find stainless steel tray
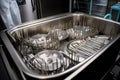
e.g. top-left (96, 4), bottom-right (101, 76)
top-left (1, 13), bottom-right (120, 79)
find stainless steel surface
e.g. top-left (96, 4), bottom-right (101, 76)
top-left (1, 13), bottom-right (120, 79)
top-left (48, 29), bottom-right (68, 40)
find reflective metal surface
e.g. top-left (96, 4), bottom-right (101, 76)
top-left (1, 13), bottom-right (120, 79)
